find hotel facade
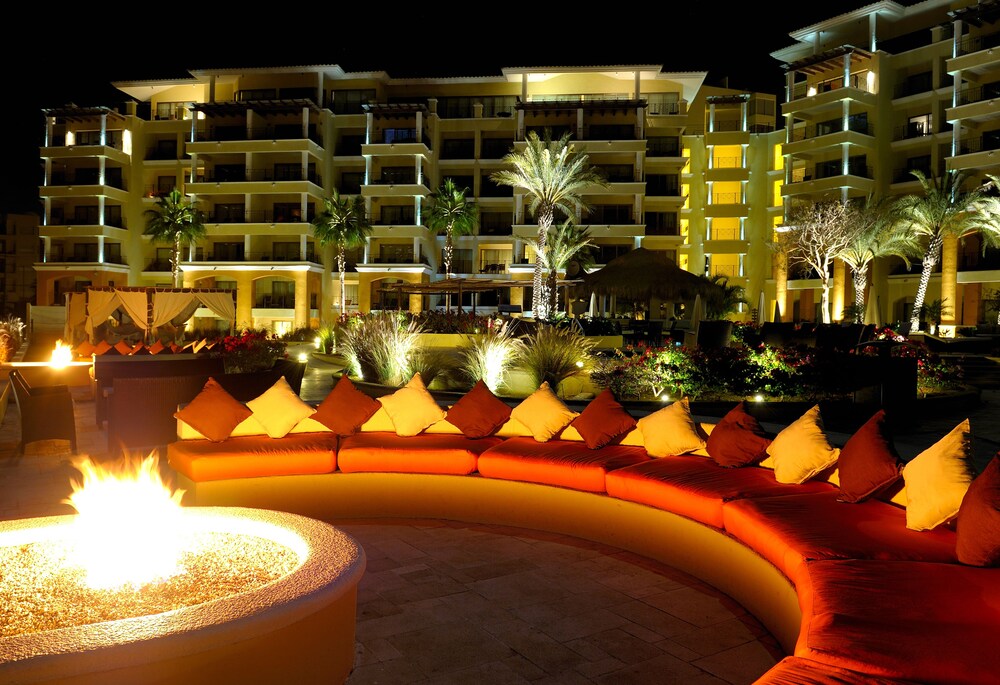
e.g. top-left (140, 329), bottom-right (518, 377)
top-left (32, 0), bottom-right (1000, 335)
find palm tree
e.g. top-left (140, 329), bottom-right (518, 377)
top-left (891, 170), bottom-right (1000, 331)
top-left (703, 274), bottom-right (749, 320)
top-left (426, 178), bottom-right (479, 277)
top-left (524, 220), bottom-right (596, 314)
top-left (490, 130), bottom-right (606, 320)
top-left (837, 196), bottom-right (921, 323)
top-left (144, 189), bottom-right (206, 288)
top-left (312, 191), bottom-right (373, 315)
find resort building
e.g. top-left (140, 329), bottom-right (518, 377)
top-left (34, 64), bottom-right (781, 332)
top-left (773, 0), bottom-right (1000, 333)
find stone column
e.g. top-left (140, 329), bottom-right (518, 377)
top-left (940, 233), bottom-right (959, 336)
top-left (294, 271), bottom-right (309, 330)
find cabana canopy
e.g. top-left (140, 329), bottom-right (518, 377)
top-left (66, 287), bottom-right (236, 344)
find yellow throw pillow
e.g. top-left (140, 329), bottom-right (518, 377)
top-left (378, 373), bottom-right (447, 437)
top-left (510, 382), bottom-right (579, 442)
top-left (636, 397), bottom-right (706, 458)
top-left (902, 418), bottom-right (976, 531)
top-left (766, 404), bottom-right (840, 484)
top-left (245, 376), bottom-right (316, 438)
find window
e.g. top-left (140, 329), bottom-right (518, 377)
top-left (272, 204), bottom-right (302, 222)
top-left (331, 89), bottom-right (375, 115)
top-left (213, 204), bottom-right (245, 223)
top-left (647, 137), bottom-right (680, 156)
top-left (213, 242), bottom-right (244, 261)
top-left (441, 139), bottom-right (475, 159)
top-left (154, 101), bottom-right (192, 120)
top-left (340, 172), bottom-right (364, 194)
top-left (482, 96), bottom-right (516, 118)
top-left (437, 97), bottom-right (475, 118)
top-left (272, 242), bottom-right (300, 260)
top-left (379, 206), bottom-right (415, 224)
top-left (908, 114), bottom-right (932, 137)
top-left (239, 88), bottom-right (278, 101)
top-left (647, 93), bottom-right (680, 115)
top-left (481, 138), bottom-right (514, 158)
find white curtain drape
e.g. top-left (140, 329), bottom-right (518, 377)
top-left (115, 290), bottom-right (149, 332)
top-left (197, 292), bottom-right (237, 323)
top-left (151, 292), bottom-right (199, 328)
top-left (85, 291), bottom-right (121, 341)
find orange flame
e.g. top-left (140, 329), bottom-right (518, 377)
top-left (50, 339), bottom-right (73, 368)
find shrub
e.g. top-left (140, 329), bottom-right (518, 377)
top-left (218, 328), bottom-right (287, 373)
top-left (338, 312), bottom-right (422, 386)
top-left (410, 347), bottom-right (458, 389)
top-left (316, 325), bottom-right (336, 354)
top-left (515, 324), bottom-right (596, 395)
top-left (457, 328), bottom-right (525, 394)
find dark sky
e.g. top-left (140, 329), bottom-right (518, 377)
top-left (1, 4), bottom-right (865, 214)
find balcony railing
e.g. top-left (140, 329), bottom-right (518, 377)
top-left (206, 209), bottom-right (316, 223)
top-left (712, 156), bottom-right (742, 169)
top-left (179, 251), bottom-right (321, 264)
top-left (958, 30), bottom-right (1000, 56)
top-left (51, 254), bottom-right (127, 265)
top-left (195, 125), bottom-right (322, 145)
top-left (711, 264), bottom-right (740, 278)
top-left (202, 168), bottom-right (321, 184)
top-left (646, 139), bottom-right (681, 157)
top-left (957, 84), bottom-right (1000, 106)
top-left (709, 227), bottom-right (741, 240)
top-left (48, 216), bottom-right (124, 228)
top-left (957, 136), bottom-right (1000, 155)
top-left (644, 224), bottom-right (680, 237)
top-left (376, 128), bottom-right (419, 145)
top-left (48, 173), bottom-right (124, 189)
top-left (894, 73), bottom-right (934, 99)
top-left (711, 193), bottom-right (742, 204)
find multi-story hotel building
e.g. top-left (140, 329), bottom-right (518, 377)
top-left (35, 64), bottom-right (781, 333)
top-left (773, 0), bottom-right (1000, 333)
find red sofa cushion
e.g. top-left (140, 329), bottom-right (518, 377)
top-left (477, 437), bottom-right (650, 492)
top-left (797, 559), bottom-right (1000, 684)
top-left (338, 432), bottom-right (502, 475)
top-left (723, 491), bottom-right (958, 582)
top-left (605, 456), bottom-right (833, 528)
top-left (569, 389), bottom-right (637, 449)
top-left (836, 409), bottom-right (903, 503)
top-left (755, 656), bottom-right (912, 684)
top-left (705, 401), bottom-right (772, 467)
top-left (445, 380), bottom-right (512, 439)
top-left (167, 433), bottom-right (338, 482)
top-left (956, 453), bottom-right (1000, 566)
top-left (312, 375), bottom-right (382, 436)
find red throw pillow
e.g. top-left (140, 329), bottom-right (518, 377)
top-left (174, 377), bottom-right (252, 443)
top-left (312, 375), bottom-right (381, 436)
top-left (447, 380), bottom-right (513, 439)
top-left (956, 454), bottom-right (1000, 567)
top-left (93, 340), bottom-right (114, 355)
top-left (706, 402), bottom-right (771, 467)
top-left (836, 410), bottom-right (903, 503)
top-left (74, 340), bottom-right (95, 358)
top-left (570, 388), bottom-right (637, 450)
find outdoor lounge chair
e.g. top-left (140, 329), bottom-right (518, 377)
top-left (9, 369), bottom-right (77, 455)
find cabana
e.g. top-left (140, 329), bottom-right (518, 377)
top-left (64, 287), bottom-right (237, 345)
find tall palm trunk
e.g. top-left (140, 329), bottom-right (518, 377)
top-left (173, 233), bottom-right (182, 288)
top-left (534, 207), bottom-right (553, 319)
top-left (853, 267), bottom-right (868, 324)
top-left (444, 228), bottom-right (454, 312)
top-left (910, 234), bottom-right (943, 331)
top-left (337, 247), bottom-right (347, 315)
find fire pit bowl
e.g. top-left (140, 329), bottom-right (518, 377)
top-left (0, 507), bottom-right (366, 685)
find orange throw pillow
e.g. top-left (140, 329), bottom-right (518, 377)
top-left (836, 410), bottom-right (903, 503)
top-left (956, 454), bottom-right (1000, 567)
top-left (174, 377), bottom-right (252, 443)
top-left (74, 340), bottom-right (95, 358)
top-left (93, 340), bottom-right (114, 355)
top-left (706, 402), bottom-right (771, 467)
top-left (570, 389), bottom-right (636, 449)
top-left (114, 340), bottom-right (133, 355)
top-left (312, 375), bottom-right (381, 436)
top-left (447, 380), bottom-right (512, 439)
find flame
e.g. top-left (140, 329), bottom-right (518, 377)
top-left (65, 454), bottom-right (187, 590)
top-left (50, 339), bottom-right (73, 368)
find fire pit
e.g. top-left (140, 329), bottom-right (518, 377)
top-left (0, 456), bottom-right (366, 685)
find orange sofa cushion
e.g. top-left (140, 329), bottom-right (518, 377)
top-left (797, 559), bottom-right (1000, 684)
top-left (723, 491), bottom-right (958, 582)
top-left (476, 437), bottom-right (650, 493)
top-left (755, 656), bottom-right (913, 684)
top-left (606, 456), bottom-right (833, 529)
top-left (337, 432), bottom-right (502, 475)
top-left (167, 433), bottom-right (338, 482)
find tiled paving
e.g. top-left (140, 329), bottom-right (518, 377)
top-left (3, 336), bottom-right (1000, 683)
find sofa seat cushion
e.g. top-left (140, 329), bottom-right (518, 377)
top-left (723, 491), bottom-right (958, 581)
top-left (167, 433), bottom-right (339, 482)
top-left (797, 559), bottom-right (1000, 685)
top-left (755, 656), bottom-right (913, 684)
top-left (477, 437), bottom-right (650, 492)
top-left (337, 432), bottom-right (502, 475)
top-left (605, 456), bottom-right (834, 528)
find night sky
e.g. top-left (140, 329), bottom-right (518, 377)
top-left (1, 3), bottom-right (867, 214)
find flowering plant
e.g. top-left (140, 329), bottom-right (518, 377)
top-left (218, 328), bottom-right (287, 373)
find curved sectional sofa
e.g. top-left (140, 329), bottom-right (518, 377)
top-left (165, 373), bottom-right (1000, 685)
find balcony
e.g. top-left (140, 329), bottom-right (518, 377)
top-left (194, 124), bottom-right (321, 146)
top-left (202, 168), bottom-right (321, 184)
top-left (48, 172), bottom-right (125, 189)
top-left (205, 209), bottom-right (316, 225)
